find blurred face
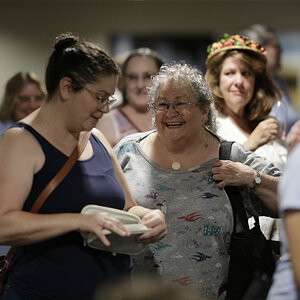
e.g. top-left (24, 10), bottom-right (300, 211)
top-left (219, 56), bottom-right (255, 115)
top-left (13, 83), bottom-right (44, 121)
top-left (266, 33), bottom-right (281, 76)
top-left (154, 79), bottom-right (208, 142)
top-left (124, 56), bottom-right (159, 112)
top-left (72, 75), bottom-right (117, 131)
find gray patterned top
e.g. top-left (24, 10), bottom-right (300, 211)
top-left (114, 130), bottom-right (281, 299)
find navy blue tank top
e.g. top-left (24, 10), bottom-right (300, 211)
top-left (7, 122), bottom-right (131, 300)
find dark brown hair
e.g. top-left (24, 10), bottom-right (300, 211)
top-left (45, 32), bottom-right (120, 99)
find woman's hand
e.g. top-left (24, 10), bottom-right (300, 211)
top-left (136, 209), bottom-right (167, 244)
top-left (286, 120), bottom-right (300, 151)
top-left (244, 118), bottom-right (281, 151)
top-left (212, 160), bottom-right (256, 188)
top-left (78, 212), bottom-right (130, 246)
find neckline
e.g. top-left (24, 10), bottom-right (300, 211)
top-left (16, 121), bottom-right (94, 162)
top-left (136, 131), bottom-right (218, 173)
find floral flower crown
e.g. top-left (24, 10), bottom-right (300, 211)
top-left (206, 33), bottom-right (267, 64)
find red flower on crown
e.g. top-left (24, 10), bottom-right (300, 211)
top-left (206, 33), bottom-right (267, 63)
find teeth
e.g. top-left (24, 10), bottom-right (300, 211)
top-left (167, 123), bottom-right (182, 127)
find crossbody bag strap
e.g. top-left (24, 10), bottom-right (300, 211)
top-left (219, 140), bottom-right (250, 233)
top-left (3, 131), bottom-right (91, 266)
top-left (31, 131), bottom-right (90, 213)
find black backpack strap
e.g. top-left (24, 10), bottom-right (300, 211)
top-left (219, 140), bottom-right (250, 233)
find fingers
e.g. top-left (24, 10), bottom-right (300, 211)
top-left (99, 216), bottom-right (130, 238)
top-left (137, 210), bottom-right (167, 243)
top-left (136, 222), bottom-right (167, 244)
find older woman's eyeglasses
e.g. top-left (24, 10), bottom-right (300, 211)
top-left (148, 101), bottom-right (199, 112)
top-left (83, 87), bottom-right (117, 107)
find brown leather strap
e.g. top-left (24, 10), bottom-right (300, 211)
top-left (31, 131), bottom-right (90, 213)
top-left (1, 131), bottom-right (91, 273)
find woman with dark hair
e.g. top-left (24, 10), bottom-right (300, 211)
top-left (0, 71), bottom-right (45, 135)
top-left (0, 33), bottom-right (166, 300)
top-left (96, 47), bottom-right (165, 146)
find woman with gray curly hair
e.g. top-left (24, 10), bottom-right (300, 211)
top-left (114, 62), bottom-right (280, 298)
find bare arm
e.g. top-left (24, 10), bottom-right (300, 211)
top-left (286, 120), bottom-right (300, 152)
top-left (212, 160), bottom-right (279, 215)
top-left (0, 129), bottom-right (129, 247)
top-left (285, 210), bottom-right (300, 294)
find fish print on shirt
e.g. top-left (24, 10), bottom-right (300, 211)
top-left (189, 251), bottom-right (212, 262)
top-left (172, 276), bottom-right (194, 286)
top-left (178, 212), bottom-right (203, 222)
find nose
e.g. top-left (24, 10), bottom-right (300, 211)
top-left (165, 104), bottom-right (178, 117)
top-left (136, 77), bottom-right (146, 89)
top-left (233, 73), bottom-right (243, 85)
top-left (98, 103), bottom-right (109, 113)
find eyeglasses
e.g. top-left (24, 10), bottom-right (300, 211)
top-left (124, 73), bottom-right (154, 85)
top-left (83, 87), bottom-right (117, 107)
top-left (17, 95), bottom-right (44, 104)
top-left (148, 101), bottom-right (199, 112)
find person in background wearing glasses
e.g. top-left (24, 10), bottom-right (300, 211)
top-left (114, 62), bottom-right (280, 299)
top-left (0, 71), bottom-right (45, 136)
top-left (242, 24), bottom-right (300, 151)
top-left (96, 47), bottom-right (165, 147)
top-left (205, 34), bottom-right (287, 244)
top-left (0, 33), bottom-right (166, 300)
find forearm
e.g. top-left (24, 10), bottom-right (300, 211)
top-left (0, 210), bottom-right (80, 246)
top-left (252, 173), bottom-right (279, 216)
top-left (243, 139), bottom-right (258, 152)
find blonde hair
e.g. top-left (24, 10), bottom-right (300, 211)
top-left (0, 71), bottom-right (46, 122)
top-left (205, 50), bottom-right (280, 130)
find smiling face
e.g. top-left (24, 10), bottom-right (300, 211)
top-left (13, 83), bottom-right (44, 121)
top-left (154, 79), bottom-right (208, 143)
top-left (219, 56), bottom-right (255, 115)
top-left (70, 74), bottom-right (117, 131)
top-left (124, 56), bottom-right (159, 112)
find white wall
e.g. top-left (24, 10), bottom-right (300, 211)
top-left (1, 0), bottom-right (300, 109)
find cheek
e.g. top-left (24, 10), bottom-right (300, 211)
top-left (219, 77), bottom-right (228, 95)
top-left (246, 79), bottom-right (255, 96)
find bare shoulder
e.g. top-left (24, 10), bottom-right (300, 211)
top-left (91, 128), bottom-right (114, 154)
top-left (0, 127), bottom-right (45, 173)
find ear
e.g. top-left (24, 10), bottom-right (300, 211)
top-left (59, 77), bottom-right (74, 101)
top-left (202, 107), bottom-right (209, 125)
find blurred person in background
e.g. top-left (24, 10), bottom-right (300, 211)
top-left (267, 142), bottom-right (300, 299)
top-left (96, 48), bottom-right (165, 147)
top-left (0, 71), bottom-right (45, 135)
top-left (94, 275), bottom-right (202, 300)
top-left (242, 24), bottom-right (300, 151)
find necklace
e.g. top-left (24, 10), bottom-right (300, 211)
top-left (158, 136), bottom-right (209, 170)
